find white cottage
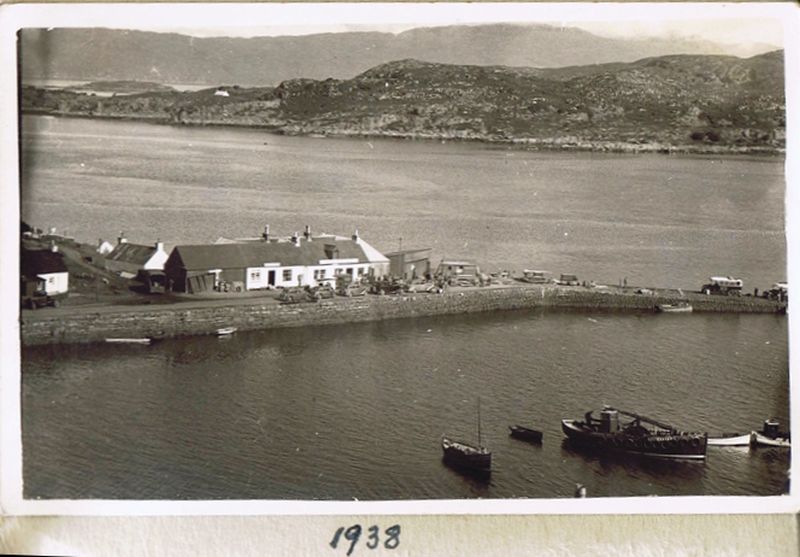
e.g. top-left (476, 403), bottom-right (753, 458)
top-left (164, 228), bottom-right (389, 293)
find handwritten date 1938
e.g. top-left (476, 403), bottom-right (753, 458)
top-left (330, 524), bottom-right (401, 555)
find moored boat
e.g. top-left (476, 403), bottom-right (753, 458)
top-left (509, 425), bottom-right (543, 444)
top-left (105, 337), bottom-right (151, 345)
top-left (441, 436), bottom-right (492, 473)
top-left (561, 407), bottom-right (707, 460)
top-left (707, 433), bottom-right (752, 447)
top-left (751, 419), bottom-right (790, 448)
top-left (655, 302), bottom-right (693, 313)
top-left (216, 326), bottom-right (237, 336)
top-left (442, 397), bottom-right (491, 474)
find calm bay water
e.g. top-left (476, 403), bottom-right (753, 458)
top-left (20, 115), bottom-right (789, 499)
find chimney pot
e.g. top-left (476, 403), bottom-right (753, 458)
top-left (304, 225), bottom-right (312, 241)
top-left (263, 224), bottom-right (270, 242)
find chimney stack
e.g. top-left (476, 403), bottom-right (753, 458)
top-left (50, 241), bottom-right (58, 253)
top-left (262, 224), bottom-right (270, 242)
top-left (118, 232), bottom-right (128, 245)
top-left (352, 228), bottom-right (360, 241)
top-left (304, 225), bottom-right (312, 241)
top-left (155, 240), bottom-right (164, 252)
top-left (291, 231), bottom-right (300, 246)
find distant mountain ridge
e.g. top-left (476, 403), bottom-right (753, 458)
top-left (21, 50), bottom-right (785, 153)
top-left (19, 24), bottom-right (779, 87)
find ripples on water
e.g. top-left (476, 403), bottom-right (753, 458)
top-left (22, 310), bottom-right (789, 499)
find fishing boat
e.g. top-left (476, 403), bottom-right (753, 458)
top-left (561, 407), bottom-right (707, 459)
top-left (441, 437), bottom-right (492, 473)
top-left (442, 398), bottom-right (492, 473)
top-left (655, 302), bottom-right (693, 313)
top-left (105, 338), bottom-right (151, 345)
top-left (751, 419), bottom-right (791, 448)
top-left (707, 433), bottom-right (752, 447)
top-left (509, 425), bottom-right (543, 444)
top-left (216, 327), bottom-right (237, 336)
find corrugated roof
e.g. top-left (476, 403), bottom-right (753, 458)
top-left (170, 238), bottom-right (374, 271)
top-left (21, 249), bottom-right (67, 277)
top-left (106, 243), bottom-right (156, 265)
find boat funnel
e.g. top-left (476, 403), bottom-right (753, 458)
top-left (600, 409), bottom-right (619, 433)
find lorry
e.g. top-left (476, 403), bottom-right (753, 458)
top-left (700, 276), bottom-right (743, 296)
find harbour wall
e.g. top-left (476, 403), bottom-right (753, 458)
top-left (20, 285), bottom-right (786, 346)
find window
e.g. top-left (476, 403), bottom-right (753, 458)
top-left (357, 267), bottom-right (364, 276)
top-left (47, 277), bottom-right (55, 284)
top-left (282, 269), bottom-right (292, 281)
top-left (335, 268), bottom-right (343, 276)
top-left (346, 268), bottom-right (353, 276)
top-left (250, 270), bottom-right (261, 281)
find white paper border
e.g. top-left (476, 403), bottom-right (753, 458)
top-left (1, 2), bottom-right (798, 517)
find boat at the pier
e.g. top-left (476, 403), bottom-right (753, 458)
top-left (105, 337), bottom-right (151, 345)
top-left (561, 407), bottom-right (707, 459)
top-left (707, 433), bottom-right (752, 446)
top-left (216, 327), bottom-right (237, 336)
top-left (442, 398), bottom-right (491, 473)
top-left (751, 419), bottom-right (790, 448)
top-left (655, 302), bottom-right (693, 313)
top-left (509, 425), bottom-right (543, 443)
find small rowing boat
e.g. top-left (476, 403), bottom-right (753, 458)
top-left (216, 327), bottom-right (237, 336)
top-left (655, 302), bottom-right (693, 313)
top-left (509, 425), bottom-right (543, 444)
top-left (707, 433), bottom-right (752, 447)
top-left (105, 338), bottom-right (151, 345)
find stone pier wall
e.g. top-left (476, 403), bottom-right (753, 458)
top-left (20, 286), bottom-right (785, 346)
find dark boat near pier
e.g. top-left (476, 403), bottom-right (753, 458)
top-left (561, 407), bottom-right (707, 460)
top-left (442, 398), bottom-right (492, 474)
top-left (509, 425), bottom-right (543, 444)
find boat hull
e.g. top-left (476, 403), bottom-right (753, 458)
top-left (751, 432), bottom-right (791, 448)
top-left (509, 426), bottom-right (543, 443)
top-left (441, 437), bottom-right (492, 473)
top-left (561, 420), bottom-right (706, 459)
top-left (656, 303), bottom-right (693, 313)
top-left (707, 433), bottom-right (752, 446)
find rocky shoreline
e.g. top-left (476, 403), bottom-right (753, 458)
top-left (22, 110), bottom-right (785, 157)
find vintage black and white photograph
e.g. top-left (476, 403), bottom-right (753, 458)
top-left (6, 3), bottom-right (794, 507)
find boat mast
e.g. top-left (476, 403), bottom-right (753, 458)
top-left (607, 407), bottom-right (678, 432)
top-left (477, 397), bottom-right (482, 446)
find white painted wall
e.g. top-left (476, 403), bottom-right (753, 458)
top-left (144, 244), bottom-right (169, 271)
top-left (39, 272), bottom-right (69, 295)
top-left (243, 262), bottom-right (378, 290)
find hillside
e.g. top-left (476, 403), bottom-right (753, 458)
top-left (19, 25), bottom-right (774, 88)
top-left (21, 51), bottom-right (785, 153)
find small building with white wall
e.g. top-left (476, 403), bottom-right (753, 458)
top-left (104, 234), bottom-right (169, 277)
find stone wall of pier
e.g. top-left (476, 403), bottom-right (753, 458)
top-left (20, 286), bottom-right (786, 346)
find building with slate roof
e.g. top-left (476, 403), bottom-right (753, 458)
top-left (104, 234), bottom-right (169, 277)
top-left (21, 245), bottom-right (69, 302)
top-left (164, 227), bottom-right (389, 293)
